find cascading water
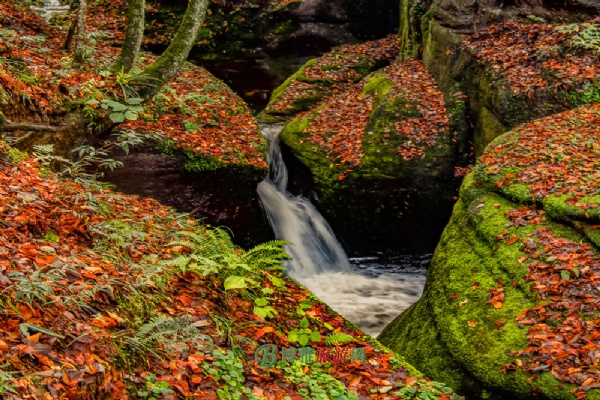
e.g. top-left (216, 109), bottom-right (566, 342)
top-left (257, 124), bottom-right (351, 278)
top-left (257, 124), bottom-right (426, 336)
top-left (32, 0), bottom-right (69, 22)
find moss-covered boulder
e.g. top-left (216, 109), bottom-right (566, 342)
top-left (278, 59), bottom-right (466, 254)
top-left (416, 7), bottom-right (600, 156)
top-left (258, 35), bottom-right (400, 122)
top-left (379, 104), bottom-right (600, 399)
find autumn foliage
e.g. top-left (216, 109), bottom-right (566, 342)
top-left (0, 0), bottom-right (266, 168)
top-left (264, 35), bottom-right (399, 117)
top-left (296, 59), bottom-right (450, 178)
top-left (0, 142), bottom-right (461, 398)
top-left (476, 104), bottom-right (600, 398)
top-left (464, 20), bottom-right (600, 95)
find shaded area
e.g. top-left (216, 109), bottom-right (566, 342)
top-left (102, 146), bottom-right (273, 250)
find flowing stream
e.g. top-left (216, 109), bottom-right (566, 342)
top-left (32, 0), bottom-right (69, 22)
top-left (257, 124), bottom-right (426, 336)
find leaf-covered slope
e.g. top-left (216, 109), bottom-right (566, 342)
top-left (379, 104), bottom-right (600, 400)
top-left (275, 59), bottom-right (461, 253)
top-left (0, 143), bottom-right (461, 399)
top-left (0, 0), bottom-right (266, 169)
top-left (259, 35), bottom-right (399, 121)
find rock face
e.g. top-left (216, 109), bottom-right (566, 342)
top-left (399, 0), bottom-right (600, 155)
top-left (379, 104), bottom-right (600, 399)
top-left (277, 58), bottom-right (466, 254)
top-left (146, 0), bottom-right (400, 106)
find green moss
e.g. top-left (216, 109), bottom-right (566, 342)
top-left (380, 170), bottom-right (599, 399)
top-left (543, 194), bottom-right (600, 222)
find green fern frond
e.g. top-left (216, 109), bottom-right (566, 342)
top-left (324, 333), bottom-right (355, 346)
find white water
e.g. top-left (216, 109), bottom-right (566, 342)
top-left (32, 0), bottom-right (70, 22)
top-left (257, 124), bottom-right (425, 336)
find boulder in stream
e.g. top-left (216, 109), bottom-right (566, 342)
top-left (276, 58), bottom-right (467, 254)
top-left (379, 104), bottom-right (600, 400)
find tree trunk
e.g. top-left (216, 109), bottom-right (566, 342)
top-left (113, 0), bottom-right (145, 73)
top-left (136, 0), bottom-right (209, 100)
top-left (63, 17), bottom-right (77, 50)
top-left (72, 0), bottom-right (87, 68)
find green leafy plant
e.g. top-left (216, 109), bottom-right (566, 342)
top-left (324, 332), bottom-right (355, 346)
top-left (165, 228), bottom-right (289, 291)
top-left (85, 97), bottom-right (144, 123)
top-left (183, 120), bottom-right (200, 132)
top-left (203, 349), bottom-right (257, 400)
top-left (136, 373), bottom-right (174, 399)
top-left (556, 23), bottom-right (600, 54)
top-left (0, 363), bottom-right (17, 395)
top-left (288, 317), bottom-right (322, 346)
top-left (281, 361), bottom-right (358, 400)
top-left (253, 296), bottom-right (278, 319)
top-left (395, 379), bottom-right (460, 399)
top-left (32, 129), bottom-right (151, 183)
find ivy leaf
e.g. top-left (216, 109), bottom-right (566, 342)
top-left (223, 275), bottom-right (248, 290)
top-left (124, 110), bottom-right (138, 120)
top-left (126, 97), bottom-right (144, 105)
top-left (299, 317), bottom-right (309, 329)
top-left (254, 298), bottom-right (268, 307)
top-left (560, 270), bottom-right (570, 281)
top-left (109, 112), bottom-right (126, 123)
top-left (309, 331), bottom-right (321, 342)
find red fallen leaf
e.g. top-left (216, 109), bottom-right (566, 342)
top-left (178, 295), bottom-right (192, 306)
top-left (506, 236), bottom-right (520, 245)
top-left (472, 282), bottom-right (479, 291)
top-left (405, 377), bottom-right (418, 384)
top-left (494, 320), bottom-right (507, 329)
top-left (34, 353), bottom-right (54, 367)
top-left (449, 293), bottom-right (459, 300)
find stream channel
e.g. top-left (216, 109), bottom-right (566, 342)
top-left (257, 124), bottom-right (426, 336)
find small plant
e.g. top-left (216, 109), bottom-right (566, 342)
top-left (395, 379), bottom-right (460, 399)
top-left (42, 230), bottom-right (60, 243)
top-left (32, 129), bottom-right (150, 183)
top-left (556, 23), bottom-right (600, 54)
top-left (183, 120), bottom-right (200, 132)
top-left (0, 363), bottom-right (17, 395)
top-left (136, 374), bottom-right (174, 399)
top-left (281, 361), bottom-right (358, 400)
top-left (203, 349), bottom-right (256, 400)
top-left (85, 97), bottom-right (144, 123)
top-left (164, 228), bottom-right (289, 292)
top-left (287, 317), bottom-right (322, 346)
top-left (324, 332), bottom-right (355, 346)
top-left (252, 296), bottom-right (278, 319)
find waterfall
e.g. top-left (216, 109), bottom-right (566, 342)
top-left (32, 0), bottom-right (70, 22)
top-left (257, 124), bottom-right (351, 279)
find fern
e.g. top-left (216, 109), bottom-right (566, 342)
top-left (324, 333), bottom-right (356, 346)
top-left (164, 228), bottom-right (290, 286)
top-left (240, 240), bottom-right (290, 270)
top-left (117, 314), bottom-right (213, 363)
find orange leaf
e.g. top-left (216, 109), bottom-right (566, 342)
top-left (506, 236), bottom-right (520, 245)
top-left (178, 295), bottom-right (192, 306)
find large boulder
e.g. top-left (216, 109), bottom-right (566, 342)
top-left (379, 104), bottom-right (600, 399)
top-left (397, 0), bottom-right (600, 156)
top-left (258, 35), bottom-right (400, 122)
top-left (277, 58), bottom-right (467, 254)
